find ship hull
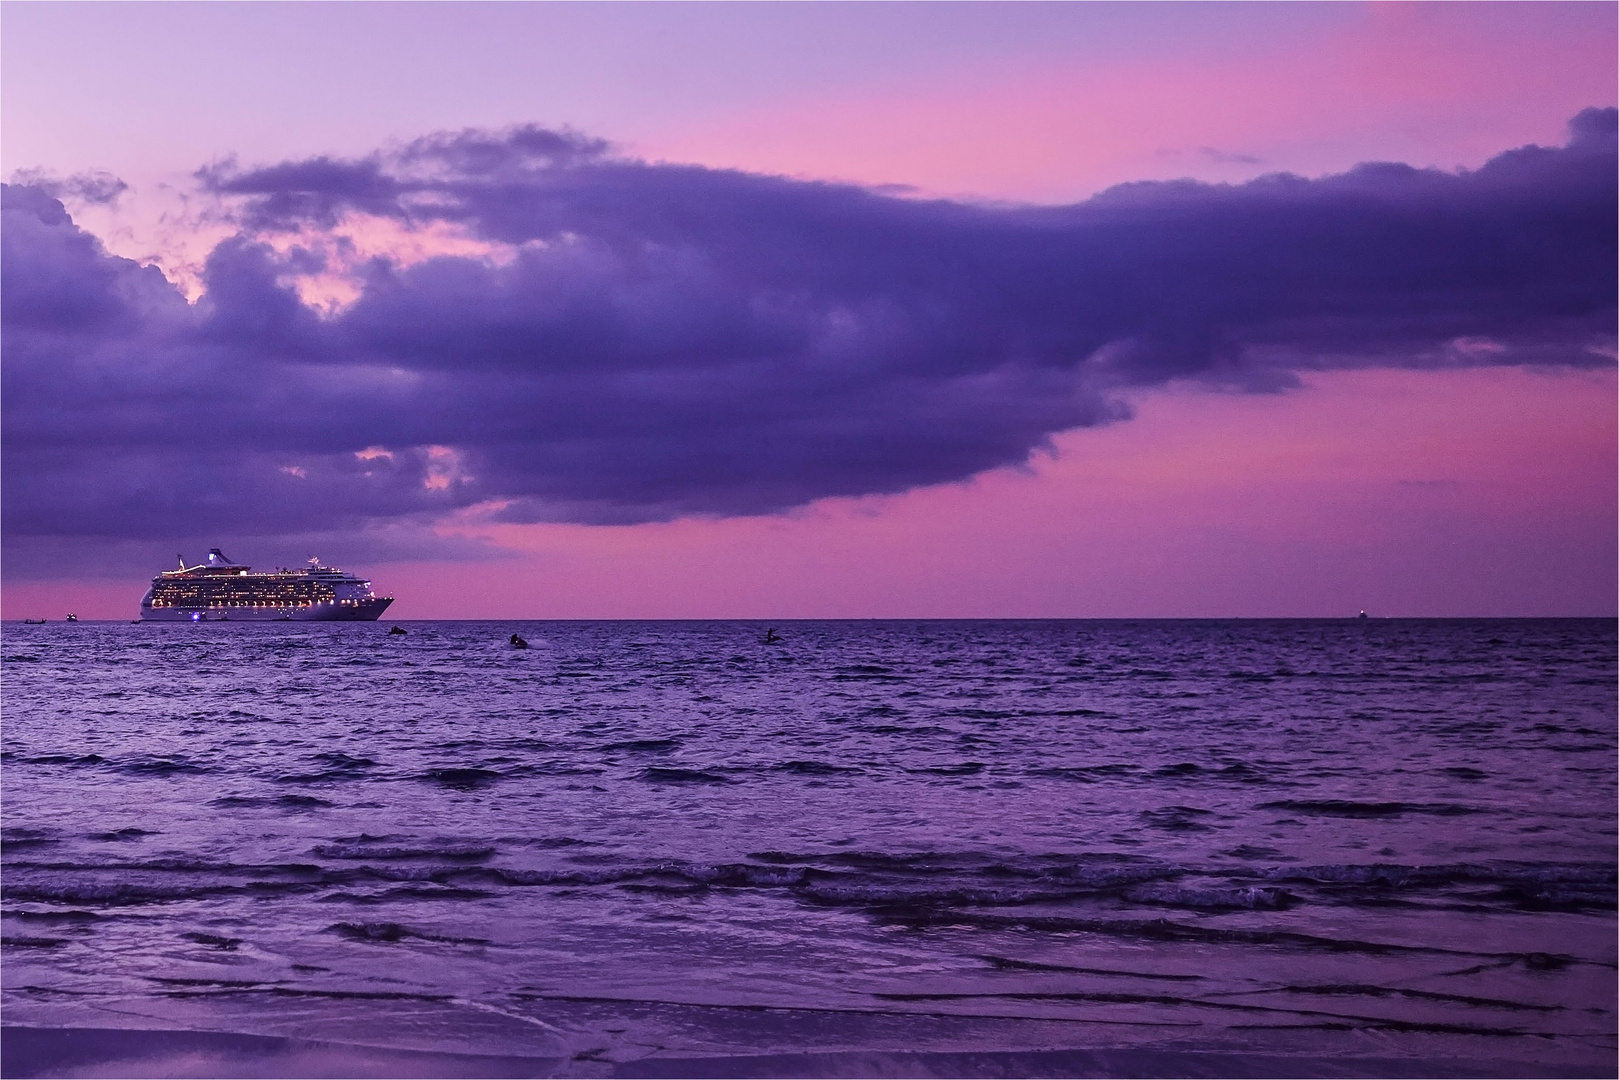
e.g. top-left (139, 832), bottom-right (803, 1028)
top-left (140, 598), bottom-right (393, 622)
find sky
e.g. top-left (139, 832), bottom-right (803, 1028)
top-left (2, 1), bottom-right (1614, 620)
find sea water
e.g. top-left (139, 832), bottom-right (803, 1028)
top-left (2, 619), bottom-right (1614, 1076)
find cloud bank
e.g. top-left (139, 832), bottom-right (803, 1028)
top-left (3, 109), bottom-right (1613, 574)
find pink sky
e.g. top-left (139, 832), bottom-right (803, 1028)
top-left (10, 365), bottom-right (1611, 621)
top-left (304, 365), bottom-right (1619, 620)
top-left (2, 3), bottom-right (1614, 620)
top-left (642, 3), bottom-right (1617, 202)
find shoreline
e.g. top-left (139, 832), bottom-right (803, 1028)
top-left (3, 1026), bottom-right (1613, 1080)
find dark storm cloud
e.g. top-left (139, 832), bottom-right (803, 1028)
top-left (3, 109), bottom-right (1614, 572)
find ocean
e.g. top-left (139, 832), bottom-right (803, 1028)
top-left (2, 618), bottom-right (1614, 1078)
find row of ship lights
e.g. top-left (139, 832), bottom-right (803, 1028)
top-left (155, 559), bottom-right (367, 619)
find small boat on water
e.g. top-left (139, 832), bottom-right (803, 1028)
top-left (23, 619), bottom-right (46, 625)
top-left (65, 614), bottom-right (78, 622)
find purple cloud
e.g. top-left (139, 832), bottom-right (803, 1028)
top-left (3, 109), bottom-right (1613, 574)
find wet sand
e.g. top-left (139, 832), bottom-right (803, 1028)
top-left (4, 1026), bottom-right (1612, 1079)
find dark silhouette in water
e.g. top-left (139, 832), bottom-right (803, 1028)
top-left (763, 627), bottom-right (782, 644)
top-left (388, 626), bottom-right (407, 635)
top-left (510, 634), bottom-right (529, 649)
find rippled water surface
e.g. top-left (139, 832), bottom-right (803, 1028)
top-left (3, 618), bottom-right (1614, 1073)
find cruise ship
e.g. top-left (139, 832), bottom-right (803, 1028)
top-left (139, 549), bottom-right (393, 622)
